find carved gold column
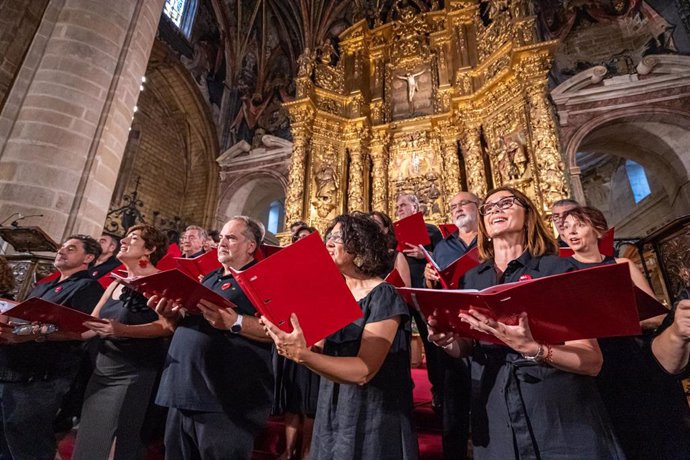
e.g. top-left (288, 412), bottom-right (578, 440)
top-left (370, 129), bottom-right (389, 213)
top-left (436, 120), bottom-right (461, 198)
top-left (459, 122), bottom-right (487, 197)
top-left (284, 104), bottom-right (315, 225)
top-left (346, 124), bottom-right (367, 212)
top-left (522, 53), bottom-right (569, 211)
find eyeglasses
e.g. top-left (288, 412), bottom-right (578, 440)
top-left (550, 213), bottom-right (567, 222)
top-left (325, 232), bottom-right (344, 244)
top-left (449, 200), bottom-right (478, 211)
top-left (478, 196), bottom-right (524, 216)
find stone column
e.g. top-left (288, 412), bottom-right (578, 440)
top-left (436, 121), bottom-right (461, 198)
top-left (460, 124), bottom-right (487, 198)
top-left (0, 0), bottom-right (166, 241)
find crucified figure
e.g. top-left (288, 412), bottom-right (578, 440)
top-left (396, 69), bottom-right (427, 102)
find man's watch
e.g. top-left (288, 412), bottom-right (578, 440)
top-left (229, 314), bottom-right (244, 334)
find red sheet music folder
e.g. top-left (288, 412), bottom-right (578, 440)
top-left (559, 228), bottom-right (615, 257)
top-left (254, 244), bottom-right (284, 262)
top-left (384, 268), bottom-right (405, 288)
top-left (398, 263), bottom-right (646, 344)
top-left (420, 246), bottom-right (481, 289)
top-left (113, 270), bottom-right (235, 313)
top-left (0, 297), bottom-right (103, 334)
top-left (156, 243), bottom-right (183, 271)
top-left (393, 212), bottom-right (431, 252)
top-left (439, 224), bottom-right (458, 239)
top-left (230, 232), bottom-right (363, 347)
top-left (174, 248), bottom-right (222, 280)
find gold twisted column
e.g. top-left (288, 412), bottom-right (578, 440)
top-left (347, 146), bottom-right (366, 212)
top-left (370, 130), bottom-right (389, 213)
top-left (285, 138), bottom-right (309, 225)
top-left (460, 124), bottom-right (488, 198)
top-left (436, 121), bottom-right (461, 198)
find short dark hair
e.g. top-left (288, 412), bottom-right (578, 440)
top-left (368, 211), bottom-right (398, 251)
top-left (66, 234), bottom-right (102, 267)
top-left (207, 229), bottom-right (220, 243)
top-left (102, 233), bottom-right (121, 253)
top-left (291, 225), bottom-right (316, 243)
top-left (552, 198), bottom-right (579, 208)
top-left (562, 206), bottom-right (609, 236)
top-left (325, 212), bottom-right (391, 277)
top-left (126, 225), bottom-right (169, 265)
top-left (290, 220), bottom-right (308, 233)
top-left (230, 216), bottom-right (263, 255)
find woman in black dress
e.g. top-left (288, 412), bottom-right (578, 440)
top-left (429, 187), bottom-right (623, 459)
top-left (262, 212), bottom-right (418, 460)
top-left (562, 206), bottom-right (690, 459)
top-left (73, 224), bottom-right (170, 460)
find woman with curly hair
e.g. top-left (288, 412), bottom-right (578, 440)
top-left (369, 211), bottom-right (412, 287)
top-left (73, 224), bottom-right (170, 460)
top-left (262, 212), bottom-right (418, 460)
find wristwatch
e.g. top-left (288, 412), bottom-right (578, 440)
top-left (230, 314), bottom-right (244, 334)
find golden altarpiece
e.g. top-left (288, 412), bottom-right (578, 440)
top-left (282, 0), bottom-right (569, 233)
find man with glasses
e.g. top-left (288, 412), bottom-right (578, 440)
top-left (550, 199), bottom-right (579, 247)
top-left (424, 191), bottom-right (479, 460)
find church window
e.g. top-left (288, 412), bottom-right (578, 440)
top-left (625, 160), bottom-right (651, 204)
top-left (163, 0), bottom-right (197, 38)
top-left (267, 200), bottom-right (284, 235)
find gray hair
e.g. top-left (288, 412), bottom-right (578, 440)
top-left (395, 193), bottom-right (420, 212)
top-left (184, 225), bottom-right (208, 241)
top-left (552, 199), bottom-right (579, 208)
top-left (229, 216), bottom-right (263, 253)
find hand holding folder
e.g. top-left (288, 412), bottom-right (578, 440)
top-left (393, 212), bottom-right (430, 253)
top-left (0, 297), bottom-right (104, 334)
top-left (420, 246), bottom-right (480, 289)
top-left (174, 248), bottom-right (222, 280)
top-left (230, 232), bottom-right (363, 346)
top-left (398, 263), bottom-right (654, 344)
top-left (112, 270), bottom-right (236, 313)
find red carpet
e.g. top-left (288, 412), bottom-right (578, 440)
top-left (58, 367), bottom-right (443, 459)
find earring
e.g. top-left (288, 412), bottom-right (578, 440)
top-left (353, 255), bottom-right (365, 269)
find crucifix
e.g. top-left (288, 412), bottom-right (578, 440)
top-left (396, 69), bottom-right (427, 102)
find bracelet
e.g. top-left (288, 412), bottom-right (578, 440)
top-left (522, 343), bottom-right (544, 362)
top-left (543, 344), bottom-right (553, 364)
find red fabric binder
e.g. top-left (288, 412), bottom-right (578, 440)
top-left (0, 297), bottom-right (103, 334)
top-left (439, 224), bottom-right (458, 239)
top-left (397, 263), bottom-right (645, 344)
top-left (174, 248), bottom-right (222, 280)
top-left (420, 246), bottom-right (481, 289)
top-left (635, 287), bottom-right (668, 320)
top-left (97, 265), bottom-right (125, 289)
top-left (230, 232), bottom-right (363, 346)
top-left (384, 268), bottom-right (405, 288)
top-left (112, 269), bottom-right (235, 313)
top-left (559, 228), bottom-right (615, 257)
top-left (254, 244), bottom-right (284, 261)
top-left (156, 243), bottom-right (183, 271)
top-left (393, 212), bottom-right (431, 252)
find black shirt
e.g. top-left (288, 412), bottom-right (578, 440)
top-left (156, 261), bottom-right (273, 433)
top-left (0, 270), bottom-right (103, 381)
top-left (432, 232), bottom-right (476, 270)
top-left (406, 223), bottom-right (442, 288)
top-left (89, 255), bottom-right (122, 280)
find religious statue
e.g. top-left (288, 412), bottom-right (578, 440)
top-left (312, 160), bottom-right (339, 218)
top-left (396, 69), bottom-right (427, 102)
top-left (297, 48), bottom-right (316, 77)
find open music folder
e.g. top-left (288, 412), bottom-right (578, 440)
top-left (112, 270), bottom-right (236, 313)
top-left (397, 262), bottom-right (664, 344)
top-left (174, 248), bottom-right (222, 280)
top-left (438, 223), bottom-right (458, 239)
top-left (229, 232), bottom-right (363, 346)
top-left (393, 212), bottom-right (431, 252)
top-left (0, 297), bottom-right (104, 334)
top-left (254, 243), bottom-right (284, 261)
top-left (559, 228), bottom-right (615, 257)
top-left (420, 246), bottom-right (481, 289)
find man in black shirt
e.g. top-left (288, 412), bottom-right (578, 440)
top-left (0, 235), bottom-right (104, 459)
top-left (424, 191), bottom-right (479, 460)
top-left (395, 193), bottom-right (444, 408)
top-left (152, 216), bottom-right (273, 459)
top-left (89, 233), bottom-right (122, 280)
top-left (180, 225), bottom-right (207, 258)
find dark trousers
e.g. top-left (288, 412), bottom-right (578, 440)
top-left (165, 407), bottom-right (255, 460)
top-left (411, 307), bottom-right (444, 396)
top-left (0, 376), bottom-right (73, 460)
top-left (441, 355), bottom-right (471, 460)
top-left (72, 352), bottom-right (158, 460)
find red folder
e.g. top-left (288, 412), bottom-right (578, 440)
top-left (156, 243), bottom-right (183, 271)
top-left (254, 243), bottom-right (284, 261)
top-left (230, 232), bottom-right (363, 346)
top-left (112, 269), bottom-right (235, 313)
top-left (559, 228), bottom-right (615, 257)
top-left (393, 212), bottom-right (431, 252)
top-left (635, 287), bottom-right (668, 320)
top-left (420, 246), bottom-right (481, 289)
top-left (174, 248), bottom-right (222, 280)
top-left (97, 264), bottom-right (125, 289)
top-left (439, 224), bottom-right (458, 239)
top-left (0, 297), bottom-right (104, 334)
top-left (384, 268), bottom-right (405, 288)
top-left (397, 263), bottom-right (645, 344)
